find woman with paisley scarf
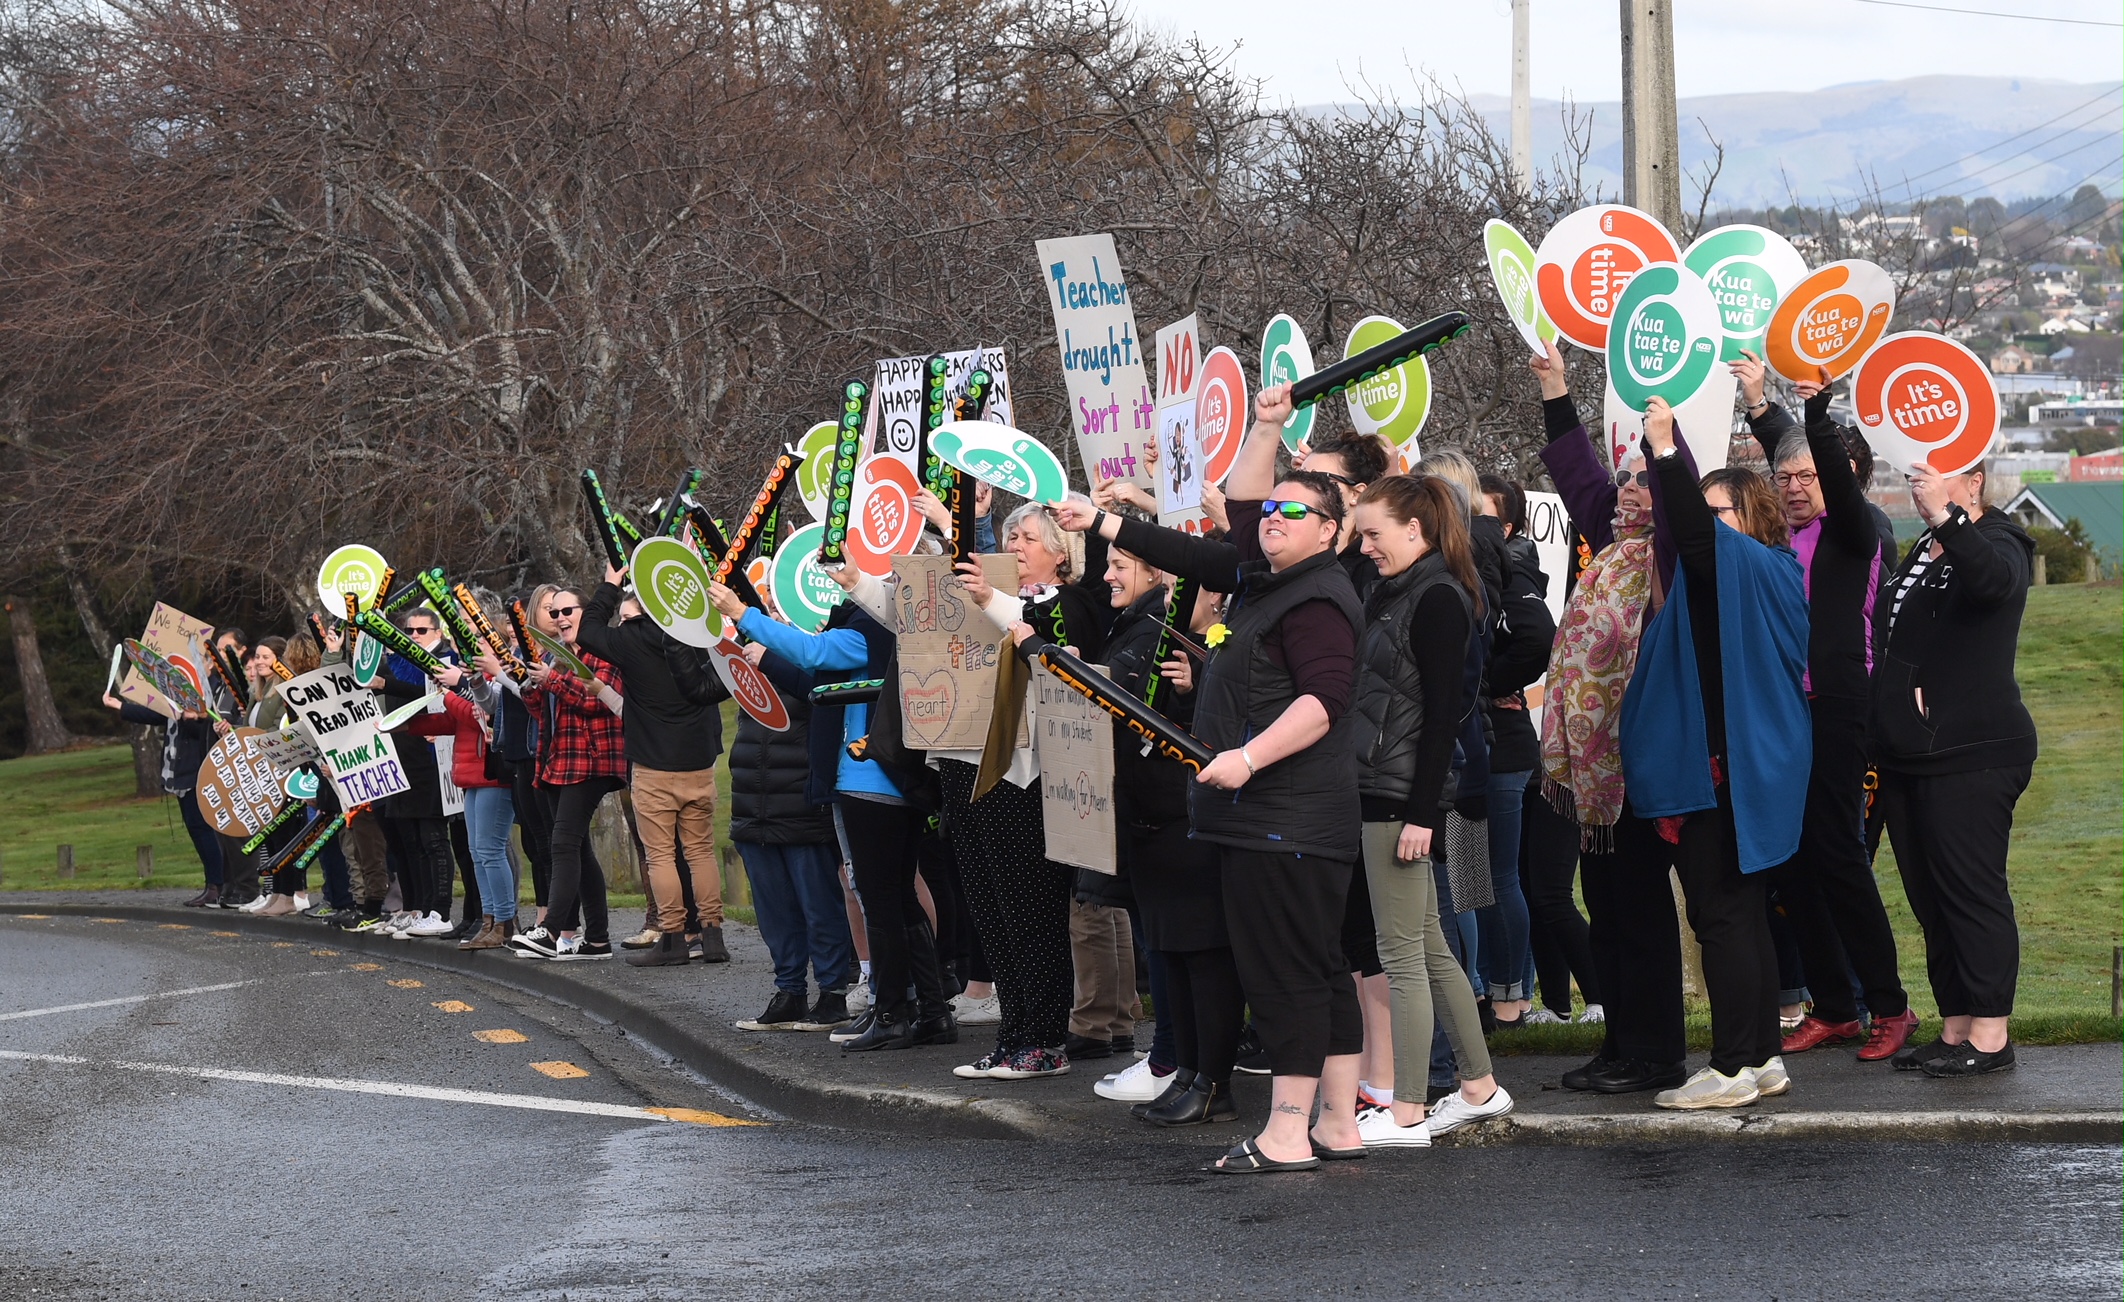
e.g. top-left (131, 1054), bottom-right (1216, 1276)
top-left (1530, 338), bottom-right (1696, 1097)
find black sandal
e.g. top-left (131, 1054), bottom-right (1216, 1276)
top-left (1209, 1137), bottom-right (1321, 1174)
top-left (1309, 1138), bottom-right (1367, 1161)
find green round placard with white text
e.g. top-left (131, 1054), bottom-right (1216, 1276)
top-left (1484, 219), bottom-right (1559, 356)
top-left (1260, 314), bottom-right (1316, 451)
top-left (1604, 263), bottom-right (1721, 411)
top-left (317, 544), bottom-right (389, 615)
top-left (770, 521), bottom-right (847, 634)
top-left (630, 536), bottom-right (723, 648)
top-left (1342, 315), bottom-right (1431, 463)
top-left (1682, 224), bottom-right (1809, 362)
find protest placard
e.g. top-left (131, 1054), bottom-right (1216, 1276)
top-left (1034, 233), bottom-right (1154, 495)
top-left (1034, 660), bottom-right (1116, 874)
top-left (1153, 315), bottom-right (1205, 525)
top-left (1484, 218), bottom-right (1559, 356)
top-left (118, 601), bottom-right (213, 719)
top-left (1342, 314), bottom-right (1432, 468)
top-left (1851, 332), bottom-right (1998, 477)
top-left (1682, 224), bottom-right (1809, 362)
top-left (1765, 259), bottom-right (1896, 382)
top-left (891, 553), bottom-right (1023, 751)
top-left (278, 664), bottom-right (411, 806)
top-left (195, 727), bottom-right (288, 838)
top-left (1535, 204), bottom-right (1680, 350)
top-left (1260, 313), bottom-right (1317, 451)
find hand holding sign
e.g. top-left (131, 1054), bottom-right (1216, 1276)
top-left (1765, 260), bottom-right (1896, 382)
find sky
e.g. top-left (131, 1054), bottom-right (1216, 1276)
top-left (1121, 0), bottom-right (2124, 104)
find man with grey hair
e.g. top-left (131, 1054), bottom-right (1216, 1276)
top-left (1736, 352), bottom-right (1916, 1065)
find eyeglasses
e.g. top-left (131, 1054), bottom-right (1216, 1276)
top-left (1612, 469), bottom-right (1651, 488)
top-left (1773, 469), bottom-right (1819, 488)
top-left (1315, 471), bottom-right (1359, 489)
top-left (1262, 499), bottom-right (1326, 521)
top-left (548, 606), bottom-right (581, 618)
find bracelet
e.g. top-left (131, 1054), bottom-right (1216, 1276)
top-left (1240, 747), bottom-right (1256, 774)
top-left (1092, 509), bottom-right (1109, 535)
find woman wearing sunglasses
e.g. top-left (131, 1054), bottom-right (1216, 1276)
top-left (1053, 380), bottom-right (1367, 1173)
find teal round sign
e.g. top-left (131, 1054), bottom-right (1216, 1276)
top-left (1605, 263), bottom-right (1721, 411)
top-left (770, 521), bottom-right (847, 634)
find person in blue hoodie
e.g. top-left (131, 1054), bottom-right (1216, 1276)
top-left (1620, 396), bottom-right (1811, 1112)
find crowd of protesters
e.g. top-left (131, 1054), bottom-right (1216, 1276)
top-left (108, 348), bottom-right (2039, 1171)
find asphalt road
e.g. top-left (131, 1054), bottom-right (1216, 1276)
top-left (3, 914), bottom-right (2118, 1301)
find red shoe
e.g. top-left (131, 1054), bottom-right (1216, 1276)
top-left (1781, 1016), bottom-right (1864, 1054)
top-left (1857, 1008), bottom-right (1921, 1062)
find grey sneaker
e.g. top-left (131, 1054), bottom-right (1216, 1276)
top-left (1654, 1066), bottom-right (1760, 1110)
top-left (1750, 1057), bottom-right (1792, 1097)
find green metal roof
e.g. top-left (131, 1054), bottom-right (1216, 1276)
top-left (2005, 482), bottom-right (2123, 560)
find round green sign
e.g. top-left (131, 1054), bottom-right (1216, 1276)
top-left (1342, 315), bottom-right (1431, 456)
top-left (929, 421), bottom-right (1069, 503)
top-left (1682, 224), bottom-right (1810, 362)
top-left (792, 421), bottom-right (841, 523)
top-left (316, 544), bottom-right (389, 614)
top-left (1605, 263), bottom-right (1720, 410)
top-left (350, 630), bottom-right (386, 687)
top-left (1484, 218), bottom-right (1559, 355)
top-left (629, 536), bottom-right (722, 648)
top-left (1260, 313), bottom-right (1317, 451)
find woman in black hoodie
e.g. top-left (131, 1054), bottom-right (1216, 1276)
top-left (1871, 459), bottom-right (2038, 1078)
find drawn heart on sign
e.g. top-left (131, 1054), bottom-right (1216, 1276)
top-left (900, 670), bottom-right (958, 749)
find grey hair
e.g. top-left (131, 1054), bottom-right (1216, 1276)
top-left (1002, 501), bottom-right (1074, 580)
top-left (1773, 432), bottom-right (1814, 468)
top-left (1412, 450), bottom-right (1481, 518)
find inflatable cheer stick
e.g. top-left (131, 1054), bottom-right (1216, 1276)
top-left (240, 798), bottom-right (308, 856)
top-left (682, 499), bottom-right (768, 614)
top-left (580, 469), bottom-right (629, 570)
top-left (718, 454), bottom-right (801, 582)
top-left (818, 379), bottom-right (870, 567)
top-left (123, 638), bottom-right (208, 715)
top-left (355, 609), bottom-right (477, 704)
top-left (455, 582), bottom-right (528, 684)
top-left (654, 468), bottom-right (704, 539)
top-left (810, 678), bottom-right (885, 707)
top-left (216, 643), bottom-right (253, 712)
top-left (508, 600), bottom-right (540, 667)
top-left (1029, 643), bottom-right (1214, 772)
top-left (417, 570), bottom-right (484, 661)
top-left (918, 355), bottom-right (957, 500)
top-left (1287, 311), bottom-right (1471, 412)
top-left (1141, 574), bottom-right (1197, 713)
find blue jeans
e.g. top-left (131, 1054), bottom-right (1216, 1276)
top-left (737, 841), bottom-right (855, 995)
top-left (1477, 769), bottom-right (1534, 1001)
top-left (318, 837), bottom-right (355, 910)
top-left (462, 786), bottom-right (518, 926)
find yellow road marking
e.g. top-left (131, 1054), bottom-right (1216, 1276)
top-left (311, 949), bottom-right (339, 957)
top-left (350, 963), bottom-right (382, 972)
top-left (530, 1061), bottom-right (588, 1079)
top-left (473, 1029), bottom-right (528, 1044)
top-left (386, 979), bottom-right (424, 989)
top-left (211, 930), bottom-right (238, 937)
top-left (646, 1106), bottom-right (766, 1128)
top-left (270, 942), bottom-right (295, 948)
top-left (432, 1000), bottom-right (474, 1014)
top-left (93, 918), bottom-right (125, 924)
top-left (158, 924), bottom-right (191, 930)
top-left (16, 914), bottom-right (50, 919)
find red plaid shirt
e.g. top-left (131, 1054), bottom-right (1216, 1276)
top-left (523, 647), bottom-right (627, 785)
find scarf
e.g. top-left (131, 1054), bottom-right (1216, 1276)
top-left (1540, 495), bottom-right (1655, 850)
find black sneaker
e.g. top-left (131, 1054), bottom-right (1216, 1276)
top-left (1921, 1040), bottom-right (2016, 1078)
top-left (830, 1007), bottom-right (877, 1044)
top-left (1233, 1026), bottom-right (1270, 1075)
top-left (736, 989), bottom-right (811, 1030)
top-left (1561, 1053), bottom-right (1618, 1091)
top-left (799, 990), bottom-right (851, 1031)
top-left (1891, 1035), bottom-right (1963, 1073)
top-left (1064, 1033), bottom-right (1113, 1060)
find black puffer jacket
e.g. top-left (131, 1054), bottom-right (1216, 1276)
top-left (729, 687), bottom-right (834, 845)
top-left (1484, 534), bottom-right (1556, 774)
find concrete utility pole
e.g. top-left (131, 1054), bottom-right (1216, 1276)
top-left (1510, 0), bottom-right (1532, 190)
top-left (1619, 0), bottom-right (1682, 230)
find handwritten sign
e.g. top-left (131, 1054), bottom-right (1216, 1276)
top-left (870, 355), bottom-right (927, 475)
top-left (891, 553), bottom-right (1024, 751)
top-left (941, 346), bottom-right (1015, 426)
top-left (1153, 315), bottom-right (1205, 525)
top-left (1035, 233), bottom-right (1154, 496)
top-left (1034, 660), bottom-right (1116, 874)
top-left (195, 727), bottom-right (289, 838)
top-left (278, 664), bottom-right (411, 807)
top-left (119, 602), bottom-right (213, 720)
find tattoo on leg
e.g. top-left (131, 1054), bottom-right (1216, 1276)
top-left (1273, 1102), bottom-right (1306, 1116)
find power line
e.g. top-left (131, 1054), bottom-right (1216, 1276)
top-left (1915, 132), bottom-right (2122, 205)
top-left (1854, 0), bottom-right (2123, 26)
top-left (1893, 84), bottom-right (2122, 191)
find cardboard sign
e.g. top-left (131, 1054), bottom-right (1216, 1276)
top-left (250, 723), bottom-right (321, 773)
top-left (928, 422), bottom-right (1070, 502)
top-left (847, 456), bottom-right (924, 577)
top-left (791, 420), bottom-right (841, 523)
top-left (124, 639), bottom-right (208, 716)
top-left (1606, 263), bottom-right (1723, 412)
top-left (1765, 259), bottom-right (1896, 382)
top-left (1682, 224), bottom-right (1809, 362)
top-left (1195, 346), bottom-right (1249, 486)
top-left (1484, 218), bottom-right (1559, 356)
top-left (1851, 332), bottom-right (1998, 477)
top-left (195, 727), bottom-right (289, 838)
top-left (706, 636), bottom-right (792, 732)
top-left (769, 521), bottom-right (847, 634)
top-left (119, 602), bottom-right (213, 719)
top-left (1521, 491), bottom-right (1575, 627)
top-left (891, 553), bottom-right (1024, 751)
top-left (1153, 315), bottom-right (1205, 525)
top-left (1535, 204), bottom-right (1680, 350)
top-left (1034, 660), bottom-right (1116, 874)
top-left (278, 665), bottom-right (411, 807)
top-left (317, 544), bottom-right (390, 615)
top-left (941, 346), bottom-right (1016, 427)
top-left (1342, 314), bottom-right (1431, 467)
top-left (869, 355), bottom-right (928, 475)
top-left (434, 734), bottom-right (464, 817)
top-left (1034, 233), bottom-right (1154, 495)
top-left (631, 536), bottom-right (723, 648)
top-left (1259, 314), bottom-right (1317, 451)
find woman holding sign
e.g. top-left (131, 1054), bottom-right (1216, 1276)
top-left (1054, 382), bottom-right (1368, 1174)
top-left (1869, 460), bottom-right (2037, 1077)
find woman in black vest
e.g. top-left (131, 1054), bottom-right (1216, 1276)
top-left (1053, 382), bottom-right (1366, 1174)
top-left (1345, 474), bottom-right (1513, 1147)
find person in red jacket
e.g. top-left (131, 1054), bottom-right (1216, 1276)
top-left (402, 686), bottom-right (516, 950)
top-left (511, 586), bottom-right (625, 960)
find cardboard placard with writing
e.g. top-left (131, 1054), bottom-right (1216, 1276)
top-left (1153, 314), bottom-right (1206, 527)
top-left (1034, 661), bottom-right (1117, 874)
top-left (277, 664), bottom-right (412, 807)
top-left (195, 727), bottom-right (290, 839)
top-left (1035, 233), bottom-right (1154, 495)
top-left (119, 602), bottom-right (214, 720)
top-left (891, 553), bottom-right (1025, 752)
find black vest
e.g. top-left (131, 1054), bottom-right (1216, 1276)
top-left (1189, 548), bottom-right (1365, 862)
top-left (1350, 552), bottom-right (1473, 810)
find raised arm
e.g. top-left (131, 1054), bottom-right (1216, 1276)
top-left (1223, 381), bottom-right (1294, 501)
top-left (1644, 397), bottom-right (1719, 591)
top-left (1802, 388), bottom-right (1878, 557)
top-left (1051, 494), bottom-right (1245, 591)
top-left (1734, 351), bottom-right (1801, 463)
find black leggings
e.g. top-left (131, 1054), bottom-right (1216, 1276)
top-left (839, 797), bottom-right (933, 1013)
top-left (1673, 796), bottom-right (1780, 1075)
top-left (1581, 803), bottom-right (1686, 1065)
top-left (1523, 778), bottom-right (1600, 1012)
top-left (916, 829), bottom-right (983, 990)
top-left (1220, 847), bottom-right (1364, 1077)
top-left (382, 816), bottom-right (454, 916)
top-left (1163, 945), bottom-right (1245, 1086)
top-left (511, 760), bottom-right (554, 907)
top-left (1881, 764), bottom-right (2030, 1020)
top-left (544, 777), bottom-right (621, 943)
top-left (938, 760), bottom-right (1074, 1054)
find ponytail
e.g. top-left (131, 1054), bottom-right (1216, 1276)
top-left (1355, 474), bottom-right (1486, 618)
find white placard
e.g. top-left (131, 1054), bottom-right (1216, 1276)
top-left (1034, 233), bottom-right (1154, 494)
top-left (277, 665), bottom-right (411, 807)
top-left (1153, 315), bottom-right (1205, 526)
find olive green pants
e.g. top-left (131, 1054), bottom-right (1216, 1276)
top-left (1363, 821), bottom-right (1492, 1092)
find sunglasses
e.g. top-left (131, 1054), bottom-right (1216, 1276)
top-left (1314, 471), bottom-right (1359, 489)
top-left (1612, 468), bottom-right (1651, 488)
top-left (548, 605), bottom-right (581, 618)
top-left (1261, 499), bottom-right (1327, 521)
top-left (404, 625), bottom-right (437, 635)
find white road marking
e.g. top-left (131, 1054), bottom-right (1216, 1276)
top-left (0, 972), bottom-right (335, 1022)
top-left (0, 1050), bottom-right (761, 1126)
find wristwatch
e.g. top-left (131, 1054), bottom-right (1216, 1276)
top-left (1655, 445), bottom-right (1680, 461)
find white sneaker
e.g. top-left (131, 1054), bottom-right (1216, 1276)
top-left (292, 892), bottom-right (311, 911)
top-left (380, 910), bottom-right (418, 934)
top-left (1524, 1007), bottom-right (1570, 1025)
top-left (1092, 1056), bottom-right (1169, 1102)
top-left (405, 911), bottom-right (455, 938)
top-left (1654, 1066), bottom-right (1760, 1110)
top-left (1356, 1105), bottom-right (1434, 1148)
top-left (1750, 1057), bottom-right (1791, 1097)
top-left (844, 982), bottom-right (872, 1019)
top-left (1426, 1085), bottom-right (1515, 1136)
top-left (1576, 1003), bottom-right (1605, 1024)
top-left (237, 893), bottom-right (273, 914)
top-left (952, 992), bottom-right (1001, 1026)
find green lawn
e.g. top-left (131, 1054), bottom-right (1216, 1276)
top-left (4, 598), bottom-right (2116, 1041)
